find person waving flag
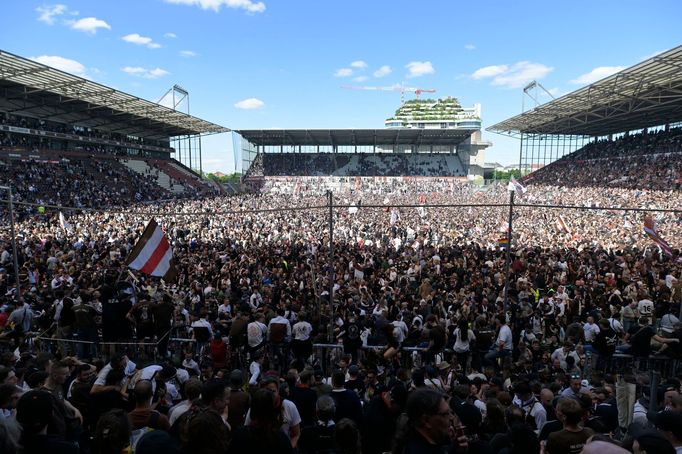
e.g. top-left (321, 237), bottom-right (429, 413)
top-left (643, 215), bottom-right (673, 256)
top-left (125, 219), bottom-right (178, 281)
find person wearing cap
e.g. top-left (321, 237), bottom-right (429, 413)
top-left (344, 364), bottom-right (365, 397)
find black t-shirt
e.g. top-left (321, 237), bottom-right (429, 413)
top-left (593, 327), bottom-right (617, 356)
top-left (72, 303), bottom-right (96, 329)
top-left (629, 325), bottom-right (655, 356)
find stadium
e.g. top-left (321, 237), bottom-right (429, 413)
top-left (2, 27), bottom-right (682, 454)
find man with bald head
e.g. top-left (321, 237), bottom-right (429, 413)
top-left (128, 379), bottom-right (170, 430)
top-left (541, 388), bottom-right (557, 421)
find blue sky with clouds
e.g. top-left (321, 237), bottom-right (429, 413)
top-left (2, 0), bottom-right (681, 172)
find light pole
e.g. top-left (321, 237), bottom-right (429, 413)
top-left (502, 188), bottom-right (515, 315)
top-left (0, 185), bottom-right (21, 302)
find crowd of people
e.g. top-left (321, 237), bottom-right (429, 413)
top-left (262, 153), bottom-right (465, 177)
top-left (528, 127), bottom-right (682, 191)
top-left (0, 130), bottom-right (682, 453)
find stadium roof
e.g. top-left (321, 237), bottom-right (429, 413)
top-left (0, 50), bottom-right (229, 140)
top-left (488, 45), bottom-right (682, 137)
top-left (237, 128), bottom-right (476, 147)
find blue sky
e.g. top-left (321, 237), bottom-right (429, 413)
top-left (2, 0), bottom-right (681, 172)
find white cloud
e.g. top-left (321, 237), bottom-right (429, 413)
top-left (334, 68), bottom-right (353, 77)
top-left (179, 50), bottom-right (198, 57)
top-left (350, 60), bottom-right (367, 69)
top-left (472, 61), bottom-right (553, 89)
top-left (69, 17), bottom-right (111, 34)
top-left (373, 65), bottom-right (392, 78)
top-left (569, 66), bottom-right (626, 85)
top-left (122, 66), bottom-right (170, 79)
top-left (405, 61), bottom-right (434, 78)
top-left (492, 62), bottom-right (553, 88)
top-left (234, 98), bottom-right (265, 109)
top-left (164, 0), bottom-right (266, 13)
top-left (471, 65), bottom-right (508, 80)
top-left (164, 32), bottom-right (177, 38)
top-left (353, 76), bottom-right (368, 82)
top-left (36, 4), bottom-right (67, 24)
top-left (31, 55), bottom-right (87, 76)
top-left (122, 33), bottom-right (162, 49)
top-left (464, 44), bottom-right (476, 50)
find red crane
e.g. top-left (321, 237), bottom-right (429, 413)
top-left (342, 83), bottom-right (436, 103)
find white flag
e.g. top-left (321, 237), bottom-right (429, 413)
top-left (59, 212), bottom-right (72, 232)
top-left (507, 176), bottom-right (527, 195)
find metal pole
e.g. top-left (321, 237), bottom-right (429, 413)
top-left (7, 187), bottom-right (22, 302)
top-left (327, 190), bottom-right (335, 343)
top-left (503, 190), bottom-right (515, 314)
top-left (649, 369), bottom-right (660, 412)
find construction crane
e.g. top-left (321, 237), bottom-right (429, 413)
top-left (342, 83), bottom-right (436, 104)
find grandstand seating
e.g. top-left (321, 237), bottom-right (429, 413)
top-left (122, 159), bottom-right (187, 194)
top-left (261, 152), bottom-right (466, 177)
top-left (525, 127), bottom-right (682, 190)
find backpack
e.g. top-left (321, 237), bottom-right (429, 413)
top-left (130, 411), bottom-right (161, 453)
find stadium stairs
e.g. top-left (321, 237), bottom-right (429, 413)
top-left (121, 159), bottom-right (187, 195)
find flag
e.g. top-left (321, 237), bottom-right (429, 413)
top-left (125, 219), bottom-right (178, 281)
top-left (498, 237), bottom-right (509, 249)
top-left (59, 212), bottom-right (72, 232)
top-left (507, 176), bottom-right (527, 195)
top-left (643, 216), bottom-right (673, 256)
top-left (498, 220), bottom-right (509, 233)
top-left (555, 215), bottom-right (572, 234)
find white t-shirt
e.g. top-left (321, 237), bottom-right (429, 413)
top-left (638, 299), bottom-right (654, 317)
top-left (453, 328), bottom-right (476, 353)
top-left (94, 359), bottom-right (137, 386)
top-left (496, 325), bottom-right (513, 351)
top-left (247, 321), bottom-right (267, 347)
top-left (292, 321), bottom-right (313, 341)
top-left (583, 322), bottom-right (600, 342)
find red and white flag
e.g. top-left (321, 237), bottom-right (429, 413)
top-left (555, 215), bottom-right (572, 234)
top-left (643, 216), bottom-right (673, 256)
top-left (125, 219), bottom-right (178, 281)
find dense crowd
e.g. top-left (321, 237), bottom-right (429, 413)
top-left (529, 127), bottom-right (682, 191)
top-left (263, 153), bottom-right (465, 177)
top-left (1, 133), bottom-right (682, 454)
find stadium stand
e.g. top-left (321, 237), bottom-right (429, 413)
top-left (525, 127), bottom-right (682, 190)
top-left (262, 152), bottom-right (466, 177)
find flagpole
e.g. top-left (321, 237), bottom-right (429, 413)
top-left (327, 190), bottom-right (335, 343)
top-left (503, 189), bottom-right (515, 315)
